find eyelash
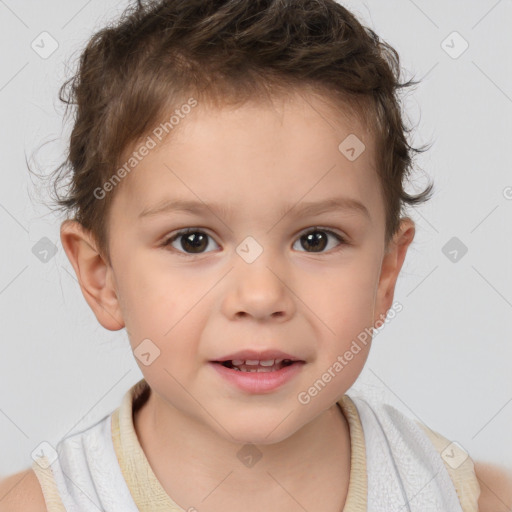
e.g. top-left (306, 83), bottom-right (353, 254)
top-left (161, 227), bottom-right (349, 257)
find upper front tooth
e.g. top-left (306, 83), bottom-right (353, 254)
top-left (259, 360), bottom-right (275, 366)
top-left (245, 360), bottom-right (261, 365)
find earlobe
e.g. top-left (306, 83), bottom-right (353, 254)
top-left (60, 220), bottom-right (125, 331)
top-left (374, 217), bottom-right (415, 324)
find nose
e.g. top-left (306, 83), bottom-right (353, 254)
top-left (222, 251), bottom-right (296, 322)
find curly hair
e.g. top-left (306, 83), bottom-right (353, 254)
top-left (32, 0), bottom-right (433, 265)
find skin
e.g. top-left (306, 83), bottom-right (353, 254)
top-left (59, 89), bottom-right (415, 511)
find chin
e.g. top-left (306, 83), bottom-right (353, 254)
top-left (230, 430), bottom-right (294, 446)
top-left (216, 412), bottom-right (305, 446)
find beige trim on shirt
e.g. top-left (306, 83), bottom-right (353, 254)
top-left (417, 422), bottom-right (481, 512)
top-left (31, 456), bottom-right (66, 512)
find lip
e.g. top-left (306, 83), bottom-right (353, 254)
top-left (209, 360), bottom-right (305, 393)
top-left (212, 349), bottom-right (303, 363)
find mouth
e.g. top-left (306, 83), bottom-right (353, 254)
top-left (209, 358), bottom-right (305, 393)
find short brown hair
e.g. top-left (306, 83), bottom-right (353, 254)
top-left (33, 0), bottom-right (433, 264)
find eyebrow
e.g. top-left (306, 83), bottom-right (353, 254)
top-left (138, 196), bottom-right (371, 222)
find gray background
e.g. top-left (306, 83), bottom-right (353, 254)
top-left (1, 0), bottom-right (511, 477)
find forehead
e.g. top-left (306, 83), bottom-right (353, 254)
top-left (111, 91), bottom-right (385, 228)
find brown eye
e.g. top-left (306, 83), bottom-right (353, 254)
top-left (293, 228), bottom-right (346, 253)
top-left (163, 229), bottom-right (218, 255)
top-left (301, 231), bottom-right (328, 252)
top-left (180, 232), bottom-right (208, 253)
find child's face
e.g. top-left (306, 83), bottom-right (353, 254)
top-left (64, 91), bottom-right (414, 444)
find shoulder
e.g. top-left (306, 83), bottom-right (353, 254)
top-left (474, 460), bottom-right (512, 512)
top-left (0, 468), bottom-right (47, 512)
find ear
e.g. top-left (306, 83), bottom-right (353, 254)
top-left (374, 217), bottom-right (415, 324)
top-left (60, 220), bottom-right (125, 331)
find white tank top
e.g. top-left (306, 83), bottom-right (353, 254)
top-left (31, 380), bottom-right (479, 511)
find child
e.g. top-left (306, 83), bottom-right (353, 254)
top-left (1, 0), bottom-right (511, 510)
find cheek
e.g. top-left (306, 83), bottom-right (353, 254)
top-left (306, 255), bottom-right (379, 375)
top-left (113, 262), bottom-right (178, 354)
top-left (314, 257), bottom-right (380, 330)
top-left (116, 252), bottom-right (180, 316)
top-left (116, 265), bottom-right (207, 371)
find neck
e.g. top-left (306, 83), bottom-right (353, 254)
top-left (133, 388), bottom-right (351, 512)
